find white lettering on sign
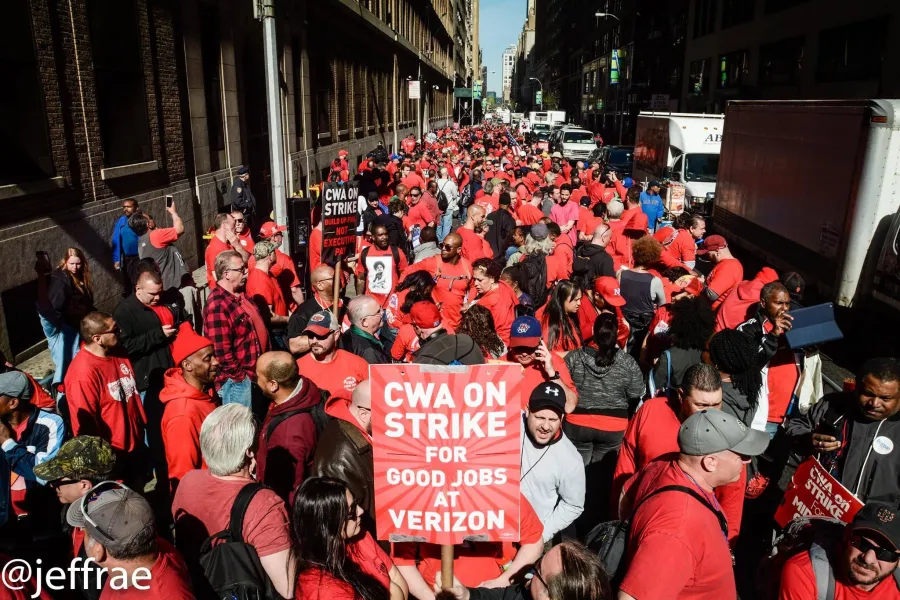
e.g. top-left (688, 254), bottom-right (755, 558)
top-left (388, 509), bottom-right (505, 532)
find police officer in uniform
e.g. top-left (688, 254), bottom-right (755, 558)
top-left (230, 165), bottom-right (256, 227)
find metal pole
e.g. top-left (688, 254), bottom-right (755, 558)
top-left (258, 0), bottom-right (289, 249)
top-left (417, 62), bottom-right (422, 141)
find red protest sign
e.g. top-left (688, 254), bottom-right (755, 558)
top-left (371, 364), bottom-right (523, 546)
top-left (774, 457), bottom-right (864, 528)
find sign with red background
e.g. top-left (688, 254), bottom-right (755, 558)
top-left (775, 457), bottom-right (863, 527)
top-left (371, 364), bottom-right (523, 546)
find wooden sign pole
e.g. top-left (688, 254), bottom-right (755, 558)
top-left (333, 258), bottom-right (342, 322)
top-left (440, 545), bottom-right (454, 590)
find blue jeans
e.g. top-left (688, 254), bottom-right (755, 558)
top-left (437, 212), bottom-right (454, 242)
top-left (220, 376), bottom-right (252, 408)
top-left (39, 314), bottom-right (80, 386)
top-left (765, 421), bottom-right (780, 440)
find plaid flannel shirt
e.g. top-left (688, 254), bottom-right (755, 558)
top-left (202, 286), bottom-right (263, 389)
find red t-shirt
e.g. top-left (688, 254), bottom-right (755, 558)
top-left (611, 397), bottom-right (744, 542)
top-left (670, 229), bottom-right (697, 265)
top-left (149, 304), bottom-right (175, 328)
top-left (356, 246), bottom-right (409, 308)
top-left (708, 258), bottom-right (744, 310)
top-left (237, 229), bottom-right (255, 253)
top-left (457, 226), bottom-right (489, 263)
top-left (171, 470), bottom-right (292, 564)
top-left (620, 460), bottom-right (736, 600)
top-left (246, 269), bottom-right (288, 318)
top-left (407, 201), bottom-right (434, 230)
top-left (402, 172), bottom-right (426, 191)
top-left (64, 351), bottom-right (146, 452)
top-left (779, 549), bottom-right (900, 599)
top-left (99, 539), bottom-right (193, 599)
top-left (404, 257), bottom-right (473, 330)
top-left (149, 227), bottom-right (179, 249)
top-left (392, 494), bottom-right (543, 588)
top-left (511, 354), bottom-right (576, 399)
top-left (476, 283), bottom-right (518, 346)
top-left (205, 236), bottom-right (232, 290)
top-left (517, 203), bottom-right (544, 226)
top-left (390, 324), bottom-right (421, 363)
top-left (297, 349), bottom-right (369, 401)
top-left (297, 533), bottom-right (393, 600)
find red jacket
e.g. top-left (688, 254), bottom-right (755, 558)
top-left (257, 378), bottom-right (323, 503)
top-left (714, 267), bottom-right (780, 332)
top-left (159, 368), bottom-right (219, 493)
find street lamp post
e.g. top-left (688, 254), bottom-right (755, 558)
top-left (529, 77), bottom-right (543, 110)
top-left (597, 12), bottom-right (633, 144)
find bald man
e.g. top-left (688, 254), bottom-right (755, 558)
top-left (313, 380), bottom-right (376, 532)
top-left (403, 233), bottom-right (473, 330)
top-left (287, 264), bottom-right (345, 356)
top-left (255, 350), bottom-right (324, 502)
top-left (457, 205), bottom-right (489, 262)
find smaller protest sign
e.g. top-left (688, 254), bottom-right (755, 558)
top-left (774, 457), bottom-right (864, 528)
top-left (371, 364), bottom-right (523, 546)
top-left (321, 181), bottom-right (359, 266)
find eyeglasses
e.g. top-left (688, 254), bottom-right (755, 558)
top-left (226, 267), bottom-right (248, 274)
top-left (48, 479), bottom-right (79, 490)
top-left (409, 193), bottom-right (421, 197)
top-left (98, 326), bottom-right (121, 337)
top-left (234, 218), bottom-right (244, 223)
top-left (312, 278), bottom-right (332, 286)
top-left (440, 244), bottom-right (458, 251)
top-left (851, 535), bottom-right (900, 562)
top-left (510, 346), bottom-right (537, 355)
top-left (362, 312), bottom-right (383, 322)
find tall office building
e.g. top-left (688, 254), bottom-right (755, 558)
top-left (502, 44), bottom-right (517, 102)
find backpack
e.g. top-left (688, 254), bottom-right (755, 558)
top-left (373, 145), bottom-right (389, 164)
top-left (437, 190), bottom-right (450, 213)
top-left (571, 250), bottom-right (594, 290)
top-left (265, 403), bottom-right (331, 441)
top-left (360, 246), bottom-right (403, 286)
top-left (460, 183), bottom-right (473, 211)
top-left (586, 484), bottom-right (728, 587)
top-left (199, 483), bottom-right (280, 600)
top-left (520, 254), bottom-right (550, 309)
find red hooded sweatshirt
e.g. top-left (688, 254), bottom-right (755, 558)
top-left (159, 368), bottom-right (219, 493)
top-left (256, 378), bottom-right (323, 503)
top-left (714, 267), bottom-right (780, 332)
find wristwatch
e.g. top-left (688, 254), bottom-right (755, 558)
top-left (547, 372), bottom-right (560, 381)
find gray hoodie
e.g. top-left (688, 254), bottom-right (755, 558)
top-left (564, 348), bottom-right (645, 417)
top-left (519, 414), bottom-right (585, 542)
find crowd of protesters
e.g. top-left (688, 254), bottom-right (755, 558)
top-left (3, 123), bottom-right (900, 600)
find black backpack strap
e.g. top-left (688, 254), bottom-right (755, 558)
top-left (265, 406), bottom-right (316, 442)
top-left (391, 245), bottom-right (402, 279)
top-left (631, 484), bottom-right (729, 538)
top-left (229, 483), bottom-right (264, 543)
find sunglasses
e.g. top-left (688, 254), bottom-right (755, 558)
top-left (409, 193), bottom-right (421, 197)
top-left (48, 479), bottom-right (80, 490)
top-left (440, 244), bottom-right (458, 251)
top-left (234, 218), bottom-right (244, 223)
top-left (98, 326), bottom-right (121, 337)
top-left (851, 535), bottom-right (900, 562)
top-left (347, 499), bottom-right (360, 521)
top-left (510, 346), bottom-right (537, 355)
top-left (528, 561), bottom-right (548, 588)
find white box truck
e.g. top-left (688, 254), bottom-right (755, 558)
top-left (632, 112), bottom-right (725, 216)
top-left (713, 99), bottom-right (900, 310)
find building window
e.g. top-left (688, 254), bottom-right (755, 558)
top-left (719, 49), bottom-right (749, 89)
top-left (760, 37), bottom-right (803, 86)
top-left (199, 3), bottom-right (225, 171)
top-left (689, 58), bottom-right (710, 95)
top-left (314, 55), bottom-right (333, 139)
top-left (816, 18), bottom-right (886, 83)
top-left (721, 0), bottom-right (753, 29)
top-left (1, 0), bottom-right (53, 184)
top-left (337, 60), bottom-right (348, 132)
top-left (583, 73), bottom-right (590, 94)
top-left (86, 0), bottom-right (152, 168)
top-left (692, 0), bottom-right (717, 39)
top-left (292, 36), bottom-right (304, 147)
top-left (353, 65), bottom-right (363, 131)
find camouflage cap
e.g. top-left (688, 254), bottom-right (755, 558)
top-left (33, 436), bottom-right (116, 482)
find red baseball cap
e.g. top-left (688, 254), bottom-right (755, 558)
top-left (410, 301), bottom-right (442, 329)
top-left (654, 226), bottom-right (677, 246)
top-left (259, 221), bottom-right (287, 239)
top-left (593, 276), bottom-right (627, 307)
top-left (697, 234), bottom-right (728, 254)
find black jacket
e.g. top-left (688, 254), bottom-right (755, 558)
top-left (470, 585), bottom-right (528, 600)
top-left (785, 391), bottom-right (900, 502)
top-left (485, 208), bottom-right (517, 260)
top-left (113, 294), bottom-right (183, 391)
top-left (574, 243), bottom-right (615, 287)
top-left (46, 270), bottom-right (94, 329)
top-left (736, 310), bottom-right (780, 369)
top-left (373, 214), bottom-right (409, 252)
top-left (341, 329), bottom-right (392, 365)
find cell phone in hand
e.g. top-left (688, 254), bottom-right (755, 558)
top-left (165, 195), bottom-right (174, 208)
top-left (36, 251), bottom-right (50, 263)
top-left (816, 421), bottom-right (839, 438)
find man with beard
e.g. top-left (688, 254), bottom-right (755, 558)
top-left (520, 382), bottom-right (585, 544)
top-left (312, 380), bottom-right (377, 535)
top-left (403, 233), bottom-right (473, 330)
top-left (550, 184), bottom-right (579, 246)
top-left (779, 500), bottom-right (900, 599)
top-left (296, 310), bottom-right (368, 402)
top-left (786, 358), bottom-right (900, 503)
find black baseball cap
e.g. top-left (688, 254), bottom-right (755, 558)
top-left (852, 501), bottom-right (900, 552)
top-left (528, 382), bottom-right (566, 414)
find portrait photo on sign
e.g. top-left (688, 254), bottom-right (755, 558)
top-left (368, 257), bottom-right (391, 294)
